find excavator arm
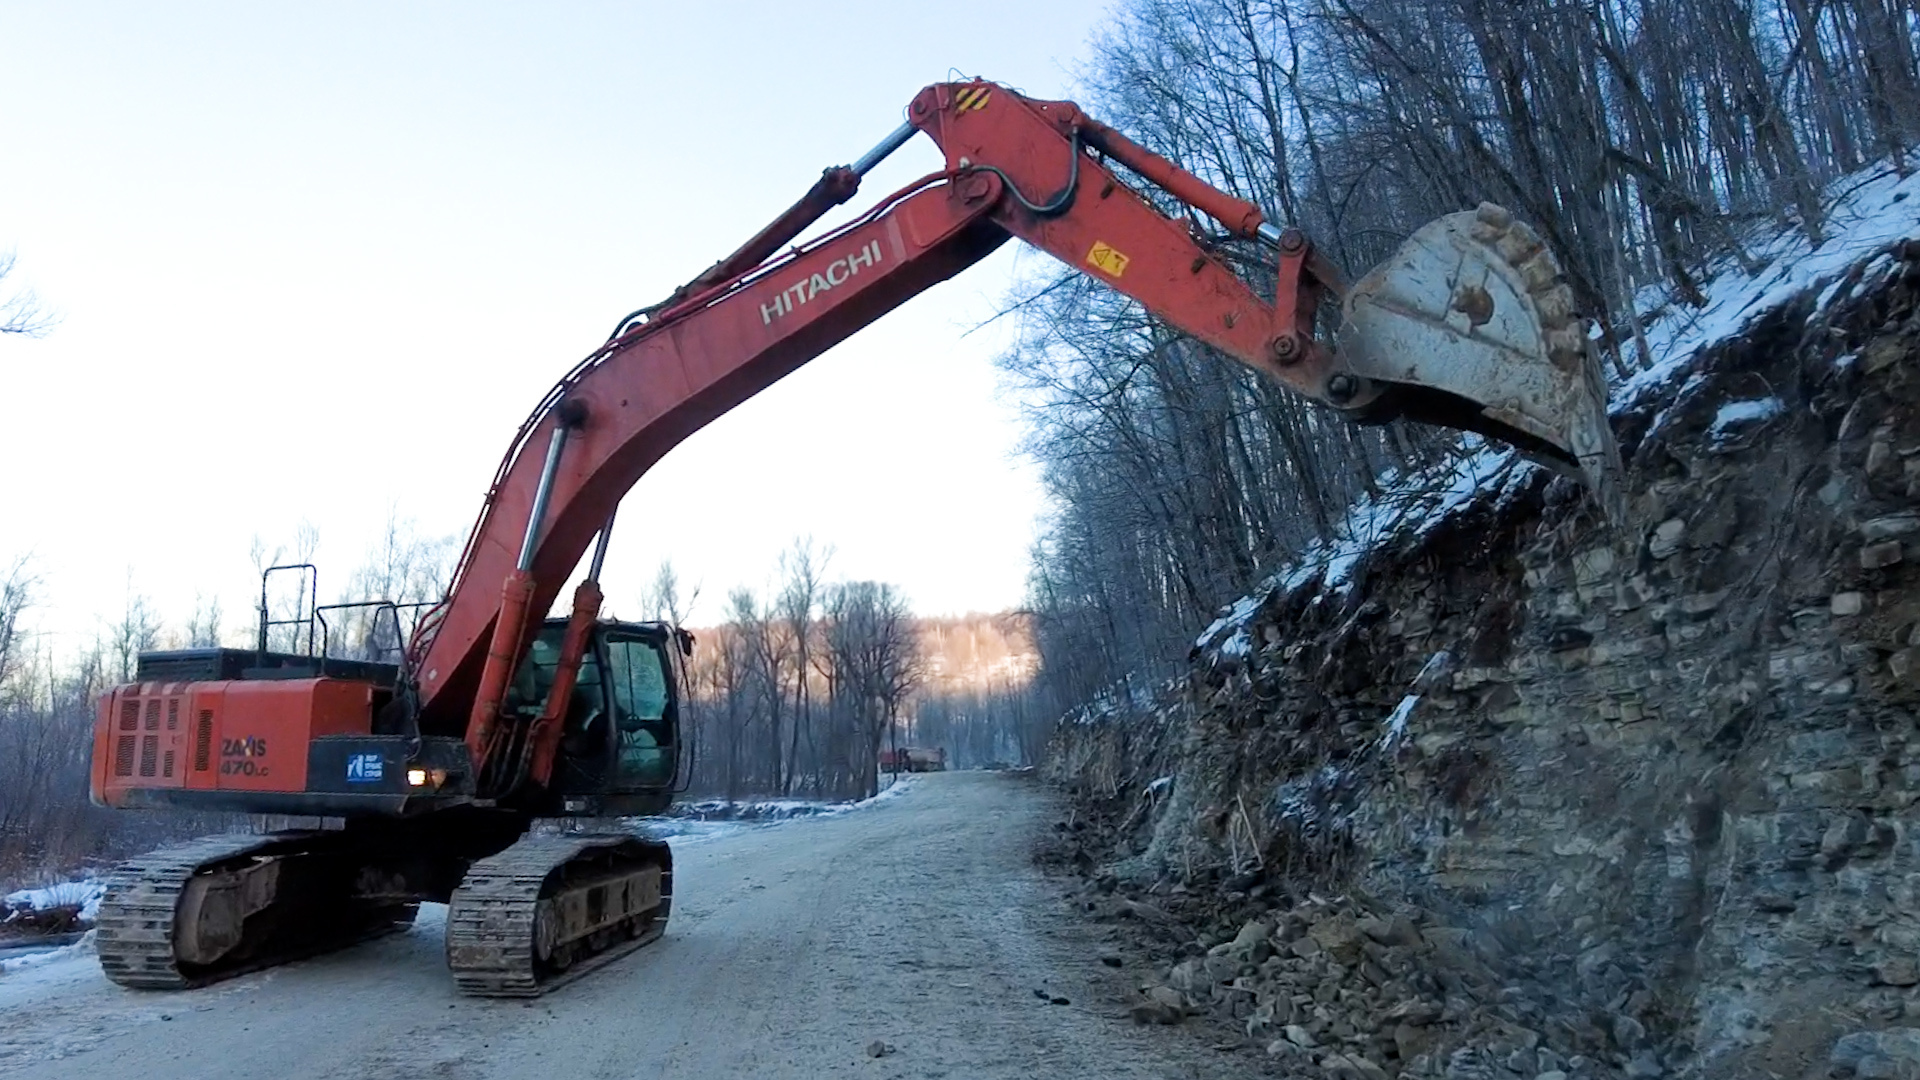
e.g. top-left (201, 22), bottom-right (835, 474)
top-left (407, 79), bottom-right (1622, 784)
top-left (84, 76), bottom-right (1626, 1000)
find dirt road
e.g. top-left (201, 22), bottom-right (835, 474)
top-left (0, 772), bottom-right (1220, 1080)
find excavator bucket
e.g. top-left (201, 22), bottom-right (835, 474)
top-left (1334, 203), bottom-right (1625, 520)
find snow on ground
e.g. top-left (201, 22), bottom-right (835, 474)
top-left (1193, 161), bottom-right (1920, 661)
top-left (663, 786), bottom-right (915, 824)
top-left (0, 931), bottom-right (95, 978)
top-left (630, 817), bottom-right (761, 845)
top-left (637, 775), bottom-right (917, 845)
top-left (3, 881), bottom-right (104, 924)
top-left (671, 798), bottom-right (833, 821)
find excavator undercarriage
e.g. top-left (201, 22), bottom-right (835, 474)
top-left (86, 76), bottom-right (1623, 997)
top-left (97, 815), bottom-right (672, 996)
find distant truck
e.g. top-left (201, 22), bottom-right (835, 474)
top-left (880, 747), bottom-right (947, 773)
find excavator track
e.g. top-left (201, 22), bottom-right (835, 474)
top-left (96, 832), bottom-right (417, 990)
top-left (445, 833), bottom-right (671, 997)
top-left (96, 834), bottom-right (274, 989)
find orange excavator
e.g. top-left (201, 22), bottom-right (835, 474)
top-left (87, 78), bottom-right (1620, 996)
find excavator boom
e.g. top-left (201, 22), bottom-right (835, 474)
top-left (409, 79), bottom-right (1621, 738)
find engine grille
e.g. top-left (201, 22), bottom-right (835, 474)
top-left (193, 710), bottom-right (214, 772)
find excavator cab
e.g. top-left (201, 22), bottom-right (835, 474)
top-left (500, 618), bottom-right (687, 818)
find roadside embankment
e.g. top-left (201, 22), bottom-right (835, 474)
top-left (1045, 170), bottom-right (1920, 1080)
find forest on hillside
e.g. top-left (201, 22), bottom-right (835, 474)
top-left (1010, 0), bottom-right (1920, 718)
top-left (639, 547), bottom-right (1047, 803)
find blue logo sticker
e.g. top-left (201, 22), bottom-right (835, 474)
top-left (346, 753), bottom-right (384, 783)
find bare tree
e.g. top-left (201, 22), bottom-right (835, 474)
top-left (0, 251), bottom-right (56, 338)
top-left (726, 587), bottom-right (793, 796)
top-left (775, 538), bottom-right (829, 794)
top-left (250, 521), bottom-right (322, 654)
top-left (643, 559), bottom-right (700, 626)
top-left (331, 509), bottom-right (456, 661)
top-left (823, 581), bottom-right (923, 798)
top-left (716, 603), bottom-right (756, 801)
top-left (182, 593), bottom-right (224, 649)
top-left (0, 556), bottom-right (36, 695)
top-left (107, 578), bottom-right (162, 682)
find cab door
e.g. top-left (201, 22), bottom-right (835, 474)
top-left (599, 630), bottom-right (678, 792)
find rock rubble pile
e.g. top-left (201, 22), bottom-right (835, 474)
top-left (1109, 888), bottom-right (1668, 1080)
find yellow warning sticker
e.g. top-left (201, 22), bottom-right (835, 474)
top-left (1086, 241), bottom-right (1130, 277)
top-left (954, 85), bottom-right (993, 112)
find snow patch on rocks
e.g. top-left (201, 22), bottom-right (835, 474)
top-left (3, 880), bottom-right (104, 927)
top-left (1617, 165), bottom-right (1920, 410)
top-left (1066, 675), bottom-right (1185, 727)
top-left (1709, 397), bottom-right (1785, 439)
top-left (1194, 163), bottom-right (1920, 664)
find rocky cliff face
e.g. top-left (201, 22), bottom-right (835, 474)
top-left (1046, 177), bottom-right (1920, 1080)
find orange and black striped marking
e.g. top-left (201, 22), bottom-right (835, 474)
top-left (954, 85), bottom-right (993, 113)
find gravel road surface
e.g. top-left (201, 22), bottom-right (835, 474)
top-left (0, 772), bottom-right (1225, 1080)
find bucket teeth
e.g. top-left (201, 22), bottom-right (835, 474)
top-left (1335, 202), bottom-right (1625, 520)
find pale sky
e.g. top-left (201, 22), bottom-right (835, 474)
top-left (0, 1), bottom-right (1114, 651)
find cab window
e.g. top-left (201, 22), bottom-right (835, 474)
top-left (605, 636), bottom-right (669, 727)
top-left (506, 626), bottom-right (603, 719)
top-left (603, 634), bottom-right (673, 786)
